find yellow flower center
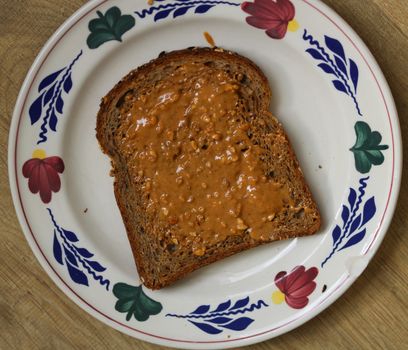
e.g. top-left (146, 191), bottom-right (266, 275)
top-left (32, 149), bottom-right (46, 159)
top-left (287, 19), bottom-right (299, 32)
top-left (272, 290), bottom-right (285, 304)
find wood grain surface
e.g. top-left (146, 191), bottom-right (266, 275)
top-left (1, 1), bottom-right (407, 349)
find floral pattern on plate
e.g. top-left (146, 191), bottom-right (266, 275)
top-left (272, 266), bottom-right (318, 309)
top-left (22, 150), bottom-right (64, 203)
top-left (242, 0), bottom-right (299, 39)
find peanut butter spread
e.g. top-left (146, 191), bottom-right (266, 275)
top-left (115, 62), bottom-right (293, 255)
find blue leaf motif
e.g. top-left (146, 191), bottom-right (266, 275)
top-left (63, 74), bottom-right (73, 93)
top-left (188, 320), bottom-right (222, 334)
top-left (349, 213), bottom-right (361, 235)
top-left (321, 177), bottom-right (371, 268)
top-left (221, 317), bottom-right (254, 331)
top-left (64, 246), bottom-right (78, 266)
top-left (85, 259), bottom-right (106, 272)
top-left (349, 59), bottom-right (359, 92)
top-left (47, 208), bottom-right (110, 290)
top-left (76, 247), bottom-right (94, 258)
top-left (43, 83), bottom-right (56, 106)
top-left (348, 188), bottom-right (357, 211)
top-left (49, 109), bottom-right (58, 132)
top-left (38, 69), bottom-right (63, 92)
top-left (33, 51), bottom-right (82, 144)
top-left (340, 229), bottom-right (366, 251)
top-left (325, 36), bottom-right (346, 62)
top-left (190, 304), bottom-right (210, 315)
top-left (306, 48), bottom-right (325, 61)
top-left (134, 0), bottom-right (238, 20)
top-left (206, 317), bottom-right (233, 324)
top-left (211, 300), bottom-right (231, 313)
top-left (361, 197), bottom-right (376, 227)
top-left (29, 93), bottom-right (44, 125)
top-left (229, 297), bottom-right (249, 310)
top-left (303, 30), bottom-right (362, 116)
top-left (154, 8), bottom-right (174, 21)
top-left (53, 230), bottom-right (63, 265)
top-left (63, 229), bottom-right (79, 242)
top-left (332, 225), bottom-right (341, 244)
top-left (341, 205), bottom-right (349, 227)
top-left (173, 6), bottom-right (193, 18)
top-left (166, 296), bottom-right (268, 334)
top-left (334, 55), bottom-right (348, 78)
top-left (332, 80), bottom-right (347, 94)
top-left (56, 94), bottom-right (64, 114)
top-left (195, 4), bottom-right (214, 13)
top-left (318, 63), bottom-right (336, 75)
top-left (65, 258), bottom-right (89, 286)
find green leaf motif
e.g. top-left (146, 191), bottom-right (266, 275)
top-left (87, 7), bottom-right (135, 49)
top-left (350, 121), bottom-right (389, 174)
top-left (113, 283), bottom-right (162, 322)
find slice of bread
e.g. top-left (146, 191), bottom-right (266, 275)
top-left (96, 47), bottom-right (320, 289)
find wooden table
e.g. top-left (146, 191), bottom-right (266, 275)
top-left (1, 1), bottom-right (407, 349)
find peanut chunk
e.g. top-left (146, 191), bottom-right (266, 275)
top-left (237, 218), bottom-right (248, 230)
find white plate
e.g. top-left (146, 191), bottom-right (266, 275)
top-left (9, 0), bottom-right (402, 348)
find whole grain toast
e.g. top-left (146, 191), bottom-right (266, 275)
top-left (96, 47), bottom-right (321, 289)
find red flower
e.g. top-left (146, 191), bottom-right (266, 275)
top-left (273, 265), bottom-right (318, 309)
top-left (241, 0), bottom-right (296, 39)
top-left (22, 155), bottom-right (65, 204)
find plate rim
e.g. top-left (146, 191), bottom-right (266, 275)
top-left (8, 0), bottom-right (402, 348)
